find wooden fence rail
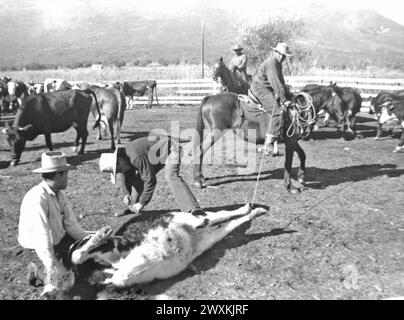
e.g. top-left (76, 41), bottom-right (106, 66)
top-left (129, 77), bottom-right (404, 111)
top-left (2, 77), bottom-right (404, 125)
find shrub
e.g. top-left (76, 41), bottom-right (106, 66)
top-left (235, 16), bottom-right (313, 74)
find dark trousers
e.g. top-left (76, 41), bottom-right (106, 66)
top-left (130, 143), bottom-right (201, 213)
top-left (27, 234), bottom-right (76, 283)
top-left (251, 84), bottom-right (284, 139)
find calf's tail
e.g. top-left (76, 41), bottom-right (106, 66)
top-left (153, 82), bottom-right (159, 105)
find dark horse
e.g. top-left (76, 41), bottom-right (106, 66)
top-left (192, 92), bottom-right (316, 194)
top-left (212, 57), bottom-right (251, 95)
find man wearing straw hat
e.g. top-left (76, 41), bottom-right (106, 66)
top-left (99, 135), bottom-right (205, 218)
top-left (18, 151), bottom-right (111, 297)
top-left (229, 44), bottom-right (248, 83)
top-left (250, 42), bottom-right (294, 155)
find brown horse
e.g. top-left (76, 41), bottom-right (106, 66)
top-left (191, 92), bottom-right (316, 194)
top-left (212, 57), bottom-right (251, 95)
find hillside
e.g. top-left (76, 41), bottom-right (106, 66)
top-left (0, 2), bottom-right (404, 69)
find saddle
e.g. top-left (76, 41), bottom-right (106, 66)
top-left (237, 90), bottom-right (269, 119)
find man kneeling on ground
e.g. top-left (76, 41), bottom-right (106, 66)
top-left (18, 151), bottom-right (112, 298)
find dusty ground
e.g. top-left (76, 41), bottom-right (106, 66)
top-left (0, 105), bottom-right (403, 300)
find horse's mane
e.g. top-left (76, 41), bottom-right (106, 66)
top-left (212, 57), bottom-right (249, 95)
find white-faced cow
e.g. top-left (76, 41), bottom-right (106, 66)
top-left (376, 98), bottom-right (404, 152)
top-left (27, 82), bottom-right (45, 95)
top-left (2, 89), bottom-right (102, 166)
top-left (370, 90), bottom-right (404, 140)
top-left (43, 78), bottom-right (72, 93)
top-left (39, 203), bottom-right (267, 299)
top-left (118, 80), bottom-right (159, 110)
top-left (5, 80), bottom-right (29, 113)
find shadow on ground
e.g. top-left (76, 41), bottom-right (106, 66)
top-left (206, 163), bottom-right (404, 189)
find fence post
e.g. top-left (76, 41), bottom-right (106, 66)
top-left (201, 20), bottom-right (205, 79)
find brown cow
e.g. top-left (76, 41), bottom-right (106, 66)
top-left (118, 80), bottom-right (159, 109)
top-left (86, 86), bottom-right (126, 150)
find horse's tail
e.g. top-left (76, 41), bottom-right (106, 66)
top-left (191, 95), bottom-right (210, 156)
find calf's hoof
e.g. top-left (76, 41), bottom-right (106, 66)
top-left (286, 186), bottom-right (301, 195)
top-left (393, 146), bottom-right (404, 153)
top-left (10, 160), bottom-right (18, 166)
top-left (250, 207), bottom-right (268, 218)
top-left (194, 177), bottom-right (207, 188)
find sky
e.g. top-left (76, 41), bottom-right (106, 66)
top-left (32, 0), bottom-right (404, 27)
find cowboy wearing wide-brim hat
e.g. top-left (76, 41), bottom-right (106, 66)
top-left (229, 44), bottom-right (248, 83)
top-left (272, 42), bottom-right (293, 57)
top-left (250, 42), bottom-right (294, 155)
top-left (99, 136), bottom-right (206, 218)
top-left (18, 151), bottom-right (110, 298)
top-left (32, 151), bottom-right (77, 173)
top-left (232, 44), bottom-right (244, 52)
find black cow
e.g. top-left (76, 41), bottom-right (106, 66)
top-left (299, 82), bottom-right (346, 138)
top-left (377, 99), bottom-right (404, 152)
top-left (2, 89), bottom-right (102, 166)
top-left (338, 87), bottom-right (362, 137)
top-left (370, 90), bottom-right (404, 139)
top-left (119, 80), bottom-right (159, 109)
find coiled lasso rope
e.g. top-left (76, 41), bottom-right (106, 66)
top-left (285, 91), bottom-right (317, 138)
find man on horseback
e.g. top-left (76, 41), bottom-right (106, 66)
top-left (250, 42), bottom-right (293, 155)
top-left (229, 44), bottom-right (248, 83)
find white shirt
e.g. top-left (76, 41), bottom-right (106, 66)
top-left (18, 181), bottom-right (87, 251)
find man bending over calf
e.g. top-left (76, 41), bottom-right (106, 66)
top-left (99, 135), bottom-right (205, 217)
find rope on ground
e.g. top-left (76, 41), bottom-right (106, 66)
top-left (250, 152), bottom-right (266, 207)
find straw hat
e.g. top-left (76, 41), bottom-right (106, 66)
top-left (99, 147), bottom-right (119, 184)
top-left (232, 44), bottom-right (243, 51)
top-left (272, 42), bottom-right (292, 56)
top-left (33, 151), bottom-right (76, 173)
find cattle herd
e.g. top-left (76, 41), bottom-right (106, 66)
top-left (1, 75), bottom-right (403, 167)
top-left (0, 73), bottom-right (403, 300)
top-left (0, 77), bottom-right (163, 165)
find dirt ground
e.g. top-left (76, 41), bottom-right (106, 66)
top-left (0, 105), bottom-right (403, 300)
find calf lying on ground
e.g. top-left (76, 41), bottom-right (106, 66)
top-left (42, 204), bottom-right (267, 299)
